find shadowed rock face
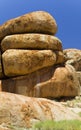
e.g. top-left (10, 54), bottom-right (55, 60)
top-left (2, 49), bottom-right (65, 77)
top-left (1, 34), bottom-right (62, 52)
top-left (0, 92), bottom-right (80, 128)
top-left (0, 11), bottom-right (57, 41)
top-left (2, 64), bottom-right (80, 98)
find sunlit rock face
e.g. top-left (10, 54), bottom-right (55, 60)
top-left (1, 34), bottom-right (62, 52)
top-left (64, 49), bottom-right (81, 94)
top-left (64, 49), bottom-right (81, 71)
top-left (0, 92), bottom-right (80, 128)
top-left (2, 49), bottom-right (65, 77)
top-left (0, 11), bottom-right (57, 41)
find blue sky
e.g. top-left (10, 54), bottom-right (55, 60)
top-left (0, 0), bottom-right (81, 50)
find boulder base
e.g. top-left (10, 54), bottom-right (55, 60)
top-left (2, 64), bottom-right (80, 98)
top-left (0, 92), bottom-right (80, 128)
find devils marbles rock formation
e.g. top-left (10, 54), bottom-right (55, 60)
top-left (0, 11), bottom-right (80, 98)
top-left (1, 34), bottom-right (62, 52)
top-left (0, 11), bottom-right (57, 41)
top-left (2, 64), bottom-right (80, 98)
top-left (0, 92), bottom-right (80, 128)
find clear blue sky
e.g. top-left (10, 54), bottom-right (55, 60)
top-left (0, 0), bottom-right (81, 50)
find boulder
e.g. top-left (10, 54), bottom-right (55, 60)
top-left (2, 49), bottom-right (65, 77)
top-left (1, 34), bottom-right (62, 52)
top-left (0, 11), bottom-right (57, 41)
top-left (0, 92), bottom-right (80, 128)
top-left (2, 64), bottom-right (80, 98)
top-left (64, 49), bottom-right (81, 71)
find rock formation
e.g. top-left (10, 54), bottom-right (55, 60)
top-left (0, 11), bottom-right (57, 40)
top-left (0, 11), bottom-right (81, 129)
top-left (0, 92), bottom-right (80, 129)
top-left (64, 49), bottom-right (81, 71)
top-left (2, 50), bottom-right (65, 77)
top-left (2, 64), bottom-right (80, 98)
top-left (1, 34), bottom-right (62, 52)
top-left (64, 48), bottom-right (81, 94)
top-left (0, 11), bottom-right (80, 98)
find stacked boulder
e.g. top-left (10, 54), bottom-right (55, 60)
top-left (0, 11), bottom-right (80, 98)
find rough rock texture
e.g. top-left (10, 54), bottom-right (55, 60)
top-left (0, 126), bottom-right (11, 130)
top-left (0, 92), bottom-right (80, 128)
top-left (0, 51), bottom-right (4, 79)
top-left (2, 64), bottom-right (80, 98)
top-left (1, 34), bottom-right (62, 52)
top-left (0, 11), bottom-right (80, 101)
top-left (0, 80), bottom-right (2, 91)
top-left (76, 71), bottom-right (81, 93)
top-left (2, 49), bottom-right (65, 77)
top-left (64, 49), bottom-right (81, 71)
top-left (0, 11), bottom-right (57, 41)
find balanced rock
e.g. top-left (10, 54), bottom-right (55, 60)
top-left (64, 49), bottom-right (81, 71)
top-left (2, 49), bottom-right (65, 77)
top-left (1, 34), bottom-right (62, 52)
top-left (0, 92), bottom-right (80, 128)
top-left (0, 11), bottom-right (57, 41)
top-left (2, 64), bottom-right (80, 98)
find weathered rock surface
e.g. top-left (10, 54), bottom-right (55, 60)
top-left (76, 71), bottom-right (81, 93)
top-left (0, 126), bottom-right (11, 130)
top-left (0, 51), bottom-right (4, 79)
top-left (64, 49), bottom-right (81, 71)
top-left (0, 80), bottom-right (2, 91)
top-left (0, 11), bottom-right (57, 41)
top-left (0, 92), bottom-right (80, 128)
top-left (2, 64), bottom-right (80, 98)
top-left (2, 49), bottom-right (65, 77)
top-left (1, 34), bottom-right (62, 52)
